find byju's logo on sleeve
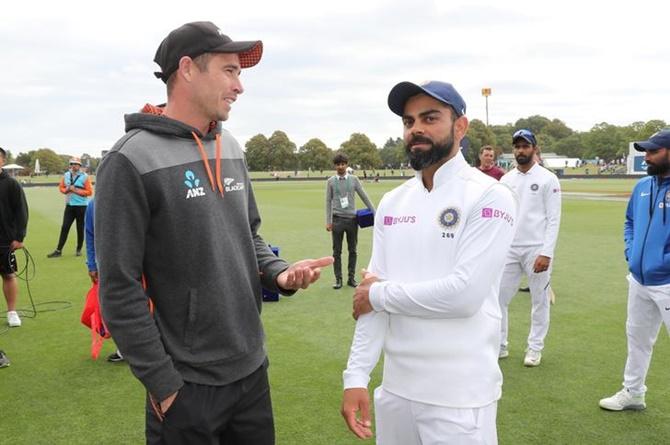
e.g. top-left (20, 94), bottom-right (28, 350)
top-left (184, 170), bottom-right (206, 199)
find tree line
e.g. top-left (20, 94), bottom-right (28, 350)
top-left (244, 117), bottom-right (667, 171)
top-left (5, 116), bottom-right (666, 174)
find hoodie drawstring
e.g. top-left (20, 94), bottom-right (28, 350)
top-left (191, 131), bottom-right (224, 197)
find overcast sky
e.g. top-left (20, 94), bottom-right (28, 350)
top-left (1, 0), bottom-right (667, 158)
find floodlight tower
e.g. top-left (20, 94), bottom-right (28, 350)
top-left (481, 88), bottom-right (492, 126)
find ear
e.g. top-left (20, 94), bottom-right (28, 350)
top-left (176, 56), bottom-right (195, 82)
top-left (454, 115), bottom-right (469, 142)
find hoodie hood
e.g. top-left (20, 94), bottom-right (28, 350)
top-left (124, 104), bottom-right (225, 196)
top-left (124, 104), bottom-right (220, 140)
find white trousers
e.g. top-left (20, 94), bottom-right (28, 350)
top-left (374, 387), bottom-right (498, 445)
top-left (498, 245), bottom-right (552, 352)
top-left (622, 274), bottom-right (670, 395)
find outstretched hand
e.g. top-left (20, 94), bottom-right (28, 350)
top-left (341, 388), bottom-right (374, 439)
top-left (276, 256), bottom-right (334, 290)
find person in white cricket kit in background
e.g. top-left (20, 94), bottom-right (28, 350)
top-left (498, 129), bottom-right (561, 367)
top-left (340, 80), bottom-right (517, 445)
top-left (599, 129), bottom-right (670, 411)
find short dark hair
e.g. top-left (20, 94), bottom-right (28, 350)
top-left (0, 147), bottom-right (6, 159)
top-left (166, 53), bottom-right (213, 96)
top-left (479, 145), bottom-right (495, 155)
top-left (333, 152), bottom-right (348, 165)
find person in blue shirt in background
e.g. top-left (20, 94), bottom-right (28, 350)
top-left (600, 129), bottom-right (670, 411)
top-left (85, 199), bottom-right (123, 363)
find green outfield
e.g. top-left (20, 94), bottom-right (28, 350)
top-left (1, 179), bottom-right (668, 444)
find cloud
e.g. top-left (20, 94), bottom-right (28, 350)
top-left (0, 0), bottom-right (667, 156)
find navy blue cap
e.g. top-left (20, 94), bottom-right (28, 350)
top-left (512, 129), bottom-right (537, 146)
top-left (633, 129), bottom-right (670, 152)
top-left (388, 81), bottom-right (466, 117)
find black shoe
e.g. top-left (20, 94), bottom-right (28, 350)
top-left (47, 250), bottom-right (62, 258)
top-left (0, 350), bottom-right (10, 368)
top-left (519, 287), bottom-right (530, 292)
top-left (333, 279), bottom-right (343, 290)
top-left (75, 250), bottom-right (82, 257)
top-left (347, 278), bottom-right (358, 287)
top-left (107, 351), bottom-right (124, 363)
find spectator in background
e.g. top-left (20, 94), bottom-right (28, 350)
top-left (326, 152), bottom-right (375, 289)
top-left (0, 146), bottom-right (29, 328)
top-left (477, 145), bottom-right (505, 180)
top-left (84, 199), bottom-right (124, 363)
top-left (47, 157), bottom-right (92, 258)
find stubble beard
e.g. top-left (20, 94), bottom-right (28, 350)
top-left (647, 157), bottom-right (670, 176)
top-left (405, 129), bottom-right (456, 171)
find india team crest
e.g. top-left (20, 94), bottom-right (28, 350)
top-left (438, 207), bottom-right (460, 230)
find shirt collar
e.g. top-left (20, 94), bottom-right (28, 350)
top-left (414, 151), bottom-right (469, 188)
top-left (516, 162), bottom-right (539, 175)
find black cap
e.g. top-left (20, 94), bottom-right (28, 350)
top-left (153, 21), bottom-right (263, 83)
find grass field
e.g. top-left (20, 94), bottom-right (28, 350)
top-left (1, 179), bottom-right (669, 444)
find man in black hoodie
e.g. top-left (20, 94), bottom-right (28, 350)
top-left (0, 147), bottom-right (28, 328)
top-left (95, 22), bottom-right (332, 444)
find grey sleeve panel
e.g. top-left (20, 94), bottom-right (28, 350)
top-left (96, 151), bottom-right (184, 401)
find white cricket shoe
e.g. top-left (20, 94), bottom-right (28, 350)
top-left (7, 311), bottom-right (21, 327)
top-left (599, 389), bottom-right (646, 411)
top-left (523, 349), bottom-right (541, 367)
top-left (498, 345), bottom-right (509, 359)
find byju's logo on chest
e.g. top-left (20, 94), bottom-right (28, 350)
top-left (184, 170), bottom-right (206, 199)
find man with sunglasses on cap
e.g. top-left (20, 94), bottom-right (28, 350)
top-left (0, 147), bottom-right (28, 328)
top-left (95, 21), bottom-right (332, 444)
top-left (498, 129), bottom-right (561, 367)
top-left (341, 81), bottom-right (517, 444)
top-left (600, 129), bottom-right (670, 412)
top-left (47, 157), bottom-right (92, 258)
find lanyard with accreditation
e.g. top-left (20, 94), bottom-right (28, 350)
top-left (335, 176), bottom-right (351, 208)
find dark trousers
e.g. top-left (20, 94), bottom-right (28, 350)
top-left (56, 205), bottom-right (86, 251)
top-left (331, 215), bottom-right (358, 280)
top-left (146, 364), bottom-right (274, 445)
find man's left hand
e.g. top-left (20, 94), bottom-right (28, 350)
top-left (9, 241), bottom-right (23, 251)
top-left (353, 270), bottom-right (379, 320)
top-left (533, 255), bottom-right (551, 273)
top-left (276, 256), bottom-right (334, 290)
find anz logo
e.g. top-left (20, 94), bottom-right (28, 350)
top-left (184, 170), bottom-right (206, 199)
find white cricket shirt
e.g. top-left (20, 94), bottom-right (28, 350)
top-left (343, 153), bottom-right (518, 408)
top-left (500, 163), bottom-right (561, 257)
